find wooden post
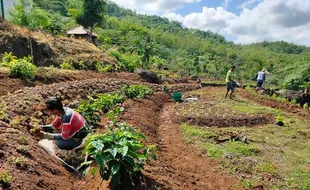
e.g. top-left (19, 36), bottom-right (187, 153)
top-left (0, 0), bottom-right (4, 19)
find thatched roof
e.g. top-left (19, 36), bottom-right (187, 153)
top-left (66, 26), bottom-right (98, 37)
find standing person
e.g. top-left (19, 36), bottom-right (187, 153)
top-left (225, 65), bottom-right (237, 99)
top-left (40, 97), bottom-right (90, 150)
top-left (256, 68), bottom-right (267, 89)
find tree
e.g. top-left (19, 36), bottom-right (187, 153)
top-left (9, 0), bottom-right (51, 63)
top-left (76, 0), bottom-right (106, 43)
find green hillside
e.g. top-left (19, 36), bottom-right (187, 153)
top-left (6, 0), bottom-right (310, 90)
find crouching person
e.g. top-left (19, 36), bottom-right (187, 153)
top-left (40, 97), bottom-right (90, 150)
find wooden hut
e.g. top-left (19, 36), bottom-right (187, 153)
top-left (66, 26), bottom-right (98, 45)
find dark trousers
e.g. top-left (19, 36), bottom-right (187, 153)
top-left (42, 126), bottom-right (83, 150)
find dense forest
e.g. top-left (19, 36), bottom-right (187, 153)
top-left (7, 0), bottom-right (310, 90)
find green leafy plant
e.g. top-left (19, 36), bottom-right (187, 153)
top-left (76, 94), bottom-right (124, 125)
top-left (109, 50), bottom-right (141, 72)
top-left (1, 52), bottom-right (17, 67)
top-left (121, 84), bottom-right (153, 99)
top-left (76, 98), bottom-right (101, 126)
top-left (17, 136), bottom-right (30, 145)
top-left (0, 103), bottom-right (9, 122)
top-left (83, 122), bottom-right (156, 189)
top-left (9, 56), bottom-right (37, 80)
top-left (94, 94), bottom-right (125, 113)
top-left (0, 171), bottom-right (12, 187)
top-left (106, 104), bottom-right (125, 123)
top-left (291, 98), bottom-right (297, 105)
top-left (60, 61), bottom-right (74, 70)
top-left (303, 103), bottom-right (309, 109)
top-left (96, 62), bottom-right (112, 73)
top-left (10, 156), bottom-right (28, 169)
top-left (275, 115), bottom-right (286, 126)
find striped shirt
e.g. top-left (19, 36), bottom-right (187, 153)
top-left (51, 107), bottom-right (86, 140)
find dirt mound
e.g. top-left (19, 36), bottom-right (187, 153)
top-left (176, 114), bottom-right (272, 127)
top-left (0, 126), bottom-right (75, 190)
top-left (117, 96), bottom-right (242, 190)
top-left (239, 89), bottom-right (310, 122)
top-left (0, 68), bottom-right (143, 96)
top-left (0, 75), bottom-right (200, 190)
top-left (134, 69), bottom-right (163, 84)
top-left (0, 21), bottom-right (115, 68)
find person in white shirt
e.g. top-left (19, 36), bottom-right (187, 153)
top-left (256, 69), bottom-right (267, 89)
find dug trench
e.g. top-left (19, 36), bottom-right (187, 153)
top-left (118, 93), bottom-right (243, 190)
top-left (0, 77), bottom-right (208, 190)
top-left (1, 90), bottom-right (243, 190)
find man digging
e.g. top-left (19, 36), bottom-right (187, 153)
top-left (225, 65), bottom-right (237, 99)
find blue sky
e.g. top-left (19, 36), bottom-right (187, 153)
top-left (176, 0), bottom-right (252, 16)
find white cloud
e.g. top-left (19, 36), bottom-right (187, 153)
top-left (222, 0), bottom-right (233, 9)
top-left (163, 13), bottom-right (184, 23)
top-left (111, 0), bottom-right (310, 46)
top-left (238, 0), bottom-right (262, 9)
top-left (227, 0), bottom-right (310, 45)
top-left (182, 7), bottom-right (236, 32)
top-left (110, 0), bottom-right (201, 15)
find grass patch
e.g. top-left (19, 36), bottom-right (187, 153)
top-left (178, 88), bottom-right (310, 189)
top-left (181, 124), bottom-right (260, 158)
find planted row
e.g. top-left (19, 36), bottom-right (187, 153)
top-left (76, 84), bottom-right (153, 125)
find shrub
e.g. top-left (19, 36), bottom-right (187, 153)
top-left (9, 57), bottom-right (37, 80)
top-left (96, 62), bottom-right (112, 73)
top-left (121, 85), bottom-right (153, 98)
top-left (83, 122), bottom-right (156, 189)
top-left (76, 98), bottom-right (101, 126)
top-left (109, 50), bottom-right (141, 72)
top-left (60, 61), bottom-right (74, 70)
top-left (1, 52), bottom-right (17, 67)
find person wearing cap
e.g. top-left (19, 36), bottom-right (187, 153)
top-left (256, 68), bottom-right (267, 89)
top-left (225, 65), bottom-right (237, 99)
top-left (40, 97), bottom-right (90, 150)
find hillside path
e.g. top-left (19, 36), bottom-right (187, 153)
top-left (145, 103), bottom-right (242, 190)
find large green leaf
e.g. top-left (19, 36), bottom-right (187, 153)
top-left (118, 137), bottom-right (128, 146)
top-left (124, 156), bottom-right (135, 168)
top-left (109, 147), bottom-right (118, 158)
top-left (91, 140), bottom-right (104, 151)
top-left (95, 153), bottom-right (109, 167)
top-left (121, 146), bottom-right (129, 157)
top-left (111, 162), bottom-right (121, 175)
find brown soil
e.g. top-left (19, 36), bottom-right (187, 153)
top-left (0, 69), bottom-right (143, 96)
top-left (239, 89), bottom-right (310, 122)
top-left (118, 93), bottom-right (243, 190)
top-left (175, 114), bottom-right (272, 127)
top-left (0, 21), bottom-right (115, 68)
top-left (0, 125), bottom-right (75, 190)
top-left (0, 77), bottom-right (200, 190)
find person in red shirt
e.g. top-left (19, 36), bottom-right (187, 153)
top-left (40, 97), bottom-right (90, 150)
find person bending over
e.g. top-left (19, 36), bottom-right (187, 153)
top-left (41, 97), bottom-right (90, 150)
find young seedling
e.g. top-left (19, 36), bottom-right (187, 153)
top-left (0, 171), bottom-right (12, 187)
top-left (10, 156), bottom-right (28, 169)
